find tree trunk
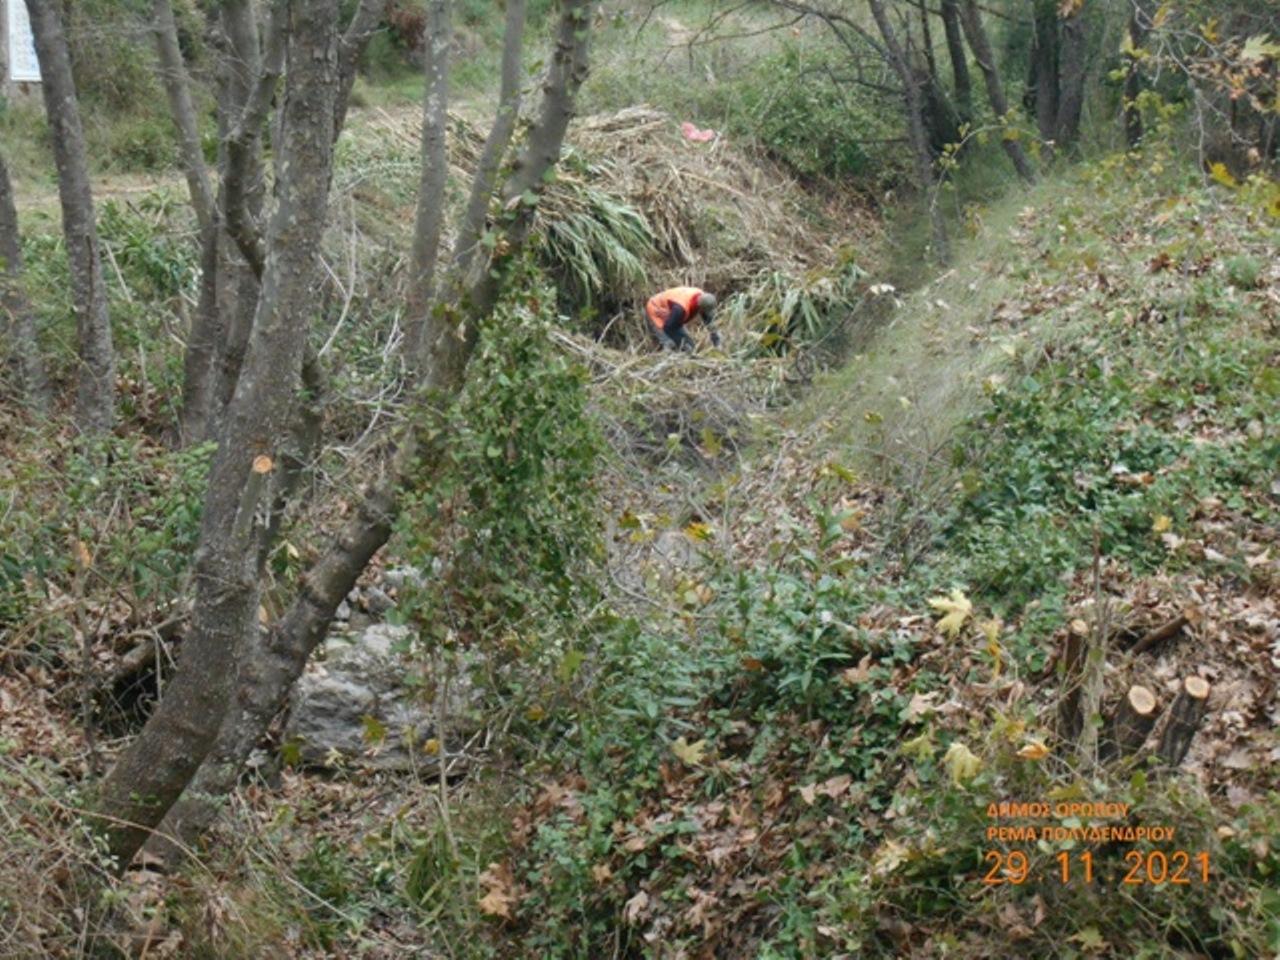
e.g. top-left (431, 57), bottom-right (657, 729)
top-left (866, 0), bottom-right (948, 263)
top-left (959, 0), bottom-right (1035, 183)
top-left (1029, 0), bottom-right (1059, 157)
top-left (208, 0), bottom-right (274, 437)
top-left (1100, 684), bottom-right (1157, 761)
top-left (145, 0), bottom-right (598, 863)
top-left (453, 0), bottom-right (528, 283)
top-left (152, 0), bottom-right (214, 233)
top-left (93, 0), bottom-right (345, 870)
top-left (1053, 2), bottom-right (1088, 152)
top-left (1123, 2), bottom-right (1150, 148)
top-left (940, 0), bottom-right (972, 123)
top-left (0, 153), bottom-right (52, 411)
top-left (152, 0), bottom-right (222, 445)
top-left (1156, 676), bottom-right (1210, 768)
top-left (335, 0), bottom-right (389, 134)
top-left (26, 0), bottom-right (115, 434)
top-left (403, 0), bottom-right (452, 370)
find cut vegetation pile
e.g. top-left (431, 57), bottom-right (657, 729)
top-left (351, 104), bottom-right (880, 345)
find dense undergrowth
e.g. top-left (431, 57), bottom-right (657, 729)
top-left (2, 3), bottom-right (1279, 959)
top-left (467, 156), bottom-right (1279, 957)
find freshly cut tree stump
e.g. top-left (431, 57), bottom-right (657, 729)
top-left (1100, 684), bottom-right (1158, 761)
top-left (1157, 676), bottom-right (1211, 767)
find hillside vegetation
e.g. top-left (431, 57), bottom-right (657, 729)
top-left (0, 0), bottom-right (1278, 957)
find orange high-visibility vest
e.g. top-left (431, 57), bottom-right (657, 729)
top-left (646, 286), bottom-right (705, 330)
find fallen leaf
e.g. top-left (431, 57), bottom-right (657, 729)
top-left (671, 736), bottom-right (707, 766)
top-left (928, 589), bottom-right (973, 637)
top-left (1016, 737), bottom-right (1051, 761)
top-left (944, 741), bottom-right (982, 784)
top-left (477, 861), bottom-right (519, 919)
top-left (623, 890), bottom-right (650, 924)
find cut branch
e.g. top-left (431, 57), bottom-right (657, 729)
top-left (1128, 614), bottom-right (1189, 657)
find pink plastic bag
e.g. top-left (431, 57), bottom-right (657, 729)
top-left (680, 121), bottom-right (717, 143)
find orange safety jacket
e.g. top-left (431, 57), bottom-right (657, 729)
top-left (646, 286), bottom-right (705, 331)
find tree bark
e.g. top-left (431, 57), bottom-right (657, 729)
top-left (152, 0), bottom-right (222, 445)
top-left (145, 0), bottom-right (598, 863)
top-left (1100, 684), bottom-right (1157, 761)
top-left (26, 0), bottom-right (116, 434)
top-left (1053, 2), bottom-right (1088, 152)
top-left (93, 0), bottom-right (345, 870)
top-left (1029, 0), bottom-right (1059, 156)
top-left (452, 0), bottom-right (528, 283)
top-left (866, 0), bottom-right (948, 263)
top-left (0, 152), bottom-right (52, 411)
top-left (1156, 676), bottom-right (1210, 768)
top-left (940, 0), bottom-right (972, 123)
top-left (152, 0), bottom-right (214, 234)
top-left (335, 0), bottom-right (389, 134)
top-left (403, 0), bottom-right (452, 370)
top-left (958, 0), bottom-right (1035, 183)
top-left (1123, 1), bottom-right (1151, 148)
top-left (209, 0), bottom-right (275, 434)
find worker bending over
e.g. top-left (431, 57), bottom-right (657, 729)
top-left (645, 286), bottom-right (720, 352)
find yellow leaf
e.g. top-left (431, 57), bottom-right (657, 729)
top-left (423, 738), bottom-right (441, 756)
top-left (944, 741), bottom-right (982, 785)
top-left (1058, 0), bottom-right (1082, 17)
top-left (1016, 737), bottom-right (1051, 761)
top-left (361, 714), bottom-right (387, 746)
top-left (1069, 926), bottom-right (1108, 951)
top-left (73, 539), bottom-right (92, 570)
top-left (1240, 34), bottom-right (1280, 63)
top-left (1200, 18), bottom-right (1220, 44)
top-left (903, 731), bottom-right (937, 760)
top-left (980, 617), bottom-right (1003, 678)
top-left (1209, 162), bottom-right (1237, 189)
top-left (1151, 514), bottom-right (1172, 534)
top-left (684, 521), bottom-right (714, 542)
top-left (671, 736), bottom-right (707, 766)
top-left (872, 838), bottom-right (910, 876)
top-left (928, 588), bottom-right (973, 637)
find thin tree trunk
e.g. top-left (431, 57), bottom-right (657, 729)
top-left (453, 0), bottom-right (528, 284)
top-left (209, 0), bottom-right (274, 434)
top-left (940, 0), bottom-right (972, 123)
top-left (26, 0), bottom-right (115, 434)
top-left (1123, 2), bottom-right (1149, 148)
top-left (93, 0), bottom-right (345, 870)
top-left (152, 0), bottom-right (213, 232)
top-left (1053, 2), bottom-right (1088, 152)
top-left (145, 0), bottom-right (598, 863)
top-left (1030, 0), bottom-right (1059, 157)
top-left (335, 0), bottom-right (389, 133)
top-left (403, 0), bottom-right (452, 370)
top-left (866, 0), bottom-right (947, 263)
top-left (152, 0), bottom-right (222, 444)
top-left (0, 153), bottom-right (51, 410)
top-left (959, 0), bottom-right (1035, 183)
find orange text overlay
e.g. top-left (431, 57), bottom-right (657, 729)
top-left (986, 824), bottom-right (1175, 842)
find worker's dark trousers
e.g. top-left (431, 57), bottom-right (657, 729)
top-left (647, 313), bottom-right (695, 352)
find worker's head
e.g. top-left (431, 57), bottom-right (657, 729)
top-left (698, 291), bottom-right (717, 316)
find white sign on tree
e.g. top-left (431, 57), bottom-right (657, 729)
top-left (7, 0), bottom-right (42, 82)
